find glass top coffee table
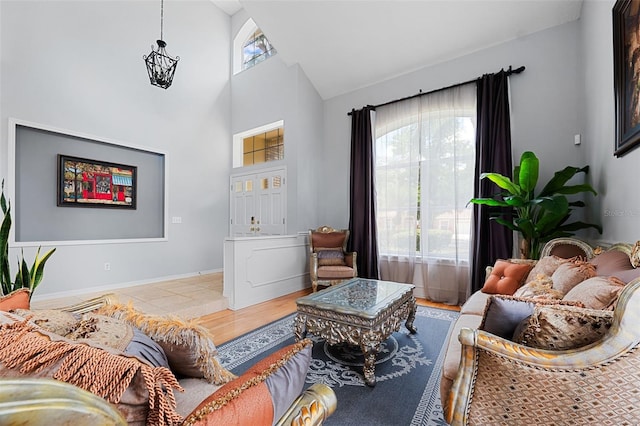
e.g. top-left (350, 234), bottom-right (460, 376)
top-left (294, 278), bottom-right (417, 386)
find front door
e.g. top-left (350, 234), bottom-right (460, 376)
top-left (230, 167), bottom-right (286, 236)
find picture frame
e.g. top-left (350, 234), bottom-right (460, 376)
top-left (613, 0), bottom-right (640, 157)
top-left (57, 154), bottom-right (137, 209)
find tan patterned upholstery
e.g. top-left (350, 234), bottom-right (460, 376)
top-left (308, 226), bottom-right (357, 292)
top-left (446, 278), bottom-right (640, 425)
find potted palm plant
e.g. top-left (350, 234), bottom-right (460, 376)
top-left (1, 181), bottom-right (56, 298)
top-left (469, 151), bottom-right (602, 259)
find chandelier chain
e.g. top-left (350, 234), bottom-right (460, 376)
top-left (160, 0), bottom-right (164, 40)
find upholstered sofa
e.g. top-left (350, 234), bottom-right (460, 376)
top-left (441, 237), bottom-right (640, 425)
top-left (0, 293), bottom-right (337, 425)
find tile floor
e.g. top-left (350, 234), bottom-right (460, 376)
top-left (31, 272), bottom-right (228, 319)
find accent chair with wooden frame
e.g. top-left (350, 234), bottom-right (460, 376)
top-left (308, 226), bottom-right (358, 292)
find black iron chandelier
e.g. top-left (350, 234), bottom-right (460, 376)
top-left (144, 0), bottom-right (179, 89)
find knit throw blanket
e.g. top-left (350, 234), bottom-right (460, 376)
top-left (0, 318), bottom-right (184, 425)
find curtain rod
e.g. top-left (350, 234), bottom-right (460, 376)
top-left (347, 65), bottom-right (525, 116)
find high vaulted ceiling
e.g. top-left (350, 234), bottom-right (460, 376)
top-left (213, 0), bottom-right (584, 100)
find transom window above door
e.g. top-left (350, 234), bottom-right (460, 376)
top-left (233, 120), bottom-right (284, 168)
top-left (243, 127), bottom-right (284, 166)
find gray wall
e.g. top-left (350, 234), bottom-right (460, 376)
top-left (230, 10), bottom-right (323, 234)
top-left (15, 124), bottom-right (165, 242)
top-left (580, 0), bottom-right (640, 244)
top-left (1, 0), bottom-right (231, 297)
top-left (321, 20), bottom-right (586, 231)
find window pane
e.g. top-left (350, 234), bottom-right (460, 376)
top-left (253, 133), bottom-right (266, 150)
top-left (243, 137), bottom-right (254, 154)
top-left (420, 113), bottom-right (475, 259)
top-left (375, 86), bottom-right (476, 261)
top-left (265, 129), bottom-right (280, 142)
top-left (242, 29), bottom-right (277, 71)
top-left (253, 149), bottom-right (266, 164)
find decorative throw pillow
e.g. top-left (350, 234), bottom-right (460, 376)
top-left (0, 312), bottom-right (183, 425)
top-left (0, 288), bottom-right (30, 311)
top-left (182, 339), bottom-right (313, 426)
top-left (311, 232), bottom-right (346, 250)
top-left (525, 255), bottom-right (571, 284)
top-left (66, 313), bottom-right (135, 351)
top-left (11, 310), bottom-right (169, 369)
top-left (562, 276), bottom-right (626, 310)
top-left (97, 302), bottom-right (235, 385)
top-left (315, 247), bottom-right (346, 266)
top-left (589, 249), bottom-right (634, 275)
top-left (481, 260), bottom-right (533, 295)
top-left (479, 294), bottom-right (585, 340)
top-left (512, 304), bottom-right (614, 350)
top-left (551, 261), bottom-right (596, 295)
top-left (12, 309), bottom-right (79, 336)
top-left (513, 274), bottom-right (563, 300)
top-left (589, 249), bottom-right (640, 283)
top-left (125, 327), bottom-right (171, 369)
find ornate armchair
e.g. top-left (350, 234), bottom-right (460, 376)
top-left (308, 226), bottom-right (357, 292)
top-left (446, 276), bottom-right (640, 425)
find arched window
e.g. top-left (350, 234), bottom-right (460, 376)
top-left (233, 18), bottom-right (277, 74)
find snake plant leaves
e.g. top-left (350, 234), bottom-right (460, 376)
top-left (0, 181), bottom-right (55, 297)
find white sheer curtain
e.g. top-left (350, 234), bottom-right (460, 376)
top-left (375, 83), bottom-right (476, 305)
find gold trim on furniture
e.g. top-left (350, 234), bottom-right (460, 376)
top-left (539, 237), bottom-right (595, 259)
top-left (59, 293), bottom-right (120, 314)
top-left (275, 383), bottom-right (337, 426)
top-left (0, 378), bottom-right (127, 425)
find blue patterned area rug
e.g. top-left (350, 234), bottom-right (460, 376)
top-left (217, 305), bottom-right (459, 426)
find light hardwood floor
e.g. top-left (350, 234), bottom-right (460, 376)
top-left (32, 272), bottom-right (460, 346)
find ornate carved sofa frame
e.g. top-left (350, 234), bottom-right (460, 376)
top-left (444, 238), bottom-right (640, 425)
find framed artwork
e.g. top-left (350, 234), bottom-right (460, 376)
top-left (613, 0), bottom-right (640, 157)
top-left (57, 154), bottom-right (137, 209)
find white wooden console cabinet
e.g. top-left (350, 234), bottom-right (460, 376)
top-left (223, 233), bottom-right (309, 310)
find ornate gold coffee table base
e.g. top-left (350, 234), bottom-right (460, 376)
top-left (294, 279), bottom-right (417, 387)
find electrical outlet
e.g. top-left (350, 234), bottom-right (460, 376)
top-left (104, 262), bottom-right (111, 271)
top-left (171, 216), bottom-right (182, 224)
